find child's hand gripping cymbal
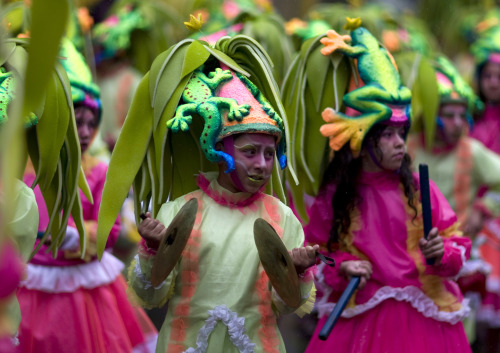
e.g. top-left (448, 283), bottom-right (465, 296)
top-left (139, 212), bottom-right (167, 251)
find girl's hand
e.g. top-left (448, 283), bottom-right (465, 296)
top-left (138, 212), bottom-right (167, 251)
top-left (289, 244), bottom-right (320, 276)
top-left (339, 260), bottom-right (372, 289)
top-left (419, 227), bottom-right (444, 266)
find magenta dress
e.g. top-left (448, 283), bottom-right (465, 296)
top-left (470, 104), bottom-right (500, 326)
top-left (304, 170), bottom-right (472, 353)
top-left (17, 160), bottom-right (157, 353)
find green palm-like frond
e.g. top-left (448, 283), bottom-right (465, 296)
top-left (281, 34), bottom-right (351, 223)
top-left (1, 0), bottom-right (89, 256)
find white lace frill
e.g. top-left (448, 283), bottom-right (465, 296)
top-left (183, 305), bottom-right (256, 353)
top-left (132, 254), bottom-right (167, 290)
top-left (315, 263), bottom-right (470, 325)
top-left (20, 252), bottom-right (124, 293)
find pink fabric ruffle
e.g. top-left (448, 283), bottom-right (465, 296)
top-left (16, 275), bottom-right (157, 353)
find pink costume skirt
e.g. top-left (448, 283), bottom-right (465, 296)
top-left (476, 219), bottom-right (500, 327)
top-left (305, 298), bottom-right (471, 353)
top-left (15, 252), bottom-right (157, 353)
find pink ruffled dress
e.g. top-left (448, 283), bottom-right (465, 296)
top-left (470, 104), bottom-right (500, 326)
top-left (17, 160), bottom-right (157, 353)
top-left (304, 170), bottom-right (472, 353)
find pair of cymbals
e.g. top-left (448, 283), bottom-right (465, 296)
top-left (149, 201), bottom-right (312, 309)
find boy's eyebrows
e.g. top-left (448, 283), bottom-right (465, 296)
top-left (234, 143), bottom-right (276, 151)
top-left (234, 143), bottom-right (255, 149)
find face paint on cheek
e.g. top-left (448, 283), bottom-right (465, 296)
top-left (232, 159), bottom-right (272, 193)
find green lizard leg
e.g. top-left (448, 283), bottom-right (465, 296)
top-left (167, 104), bottom-right (197, 132)
top-left (215, 97), bottom-right (250, 122)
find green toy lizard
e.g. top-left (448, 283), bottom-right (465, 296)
top-left (167, 66), bottom-right (251, 171)
top-left (0, 67), bottom-right (38, 128)
top-left (320, 19), bottom-right (411, 156)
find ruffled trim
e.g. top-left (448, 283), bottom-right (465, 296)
top-left (133, 332), bottom-right (158, 353)
top-left (196, 173), bottom-right (264, 209)
top-left (487, 277), bottom-right (500, 294)
top-left (131, 254), bottom-right (167, 290)
top-left (294, 283), bottom-right (317, 318)
top-left (457, 259), bottom-right (492, 278)
top-left (451, 241), bottom-right (468, 279)
top-left (20, 252), bottom-right (124, 292)
top-left (12, 332), bottom-right (19, 346)
top-left (183, 305), bottom-right (256, 353)
top-left (317, 285), bottom-right (470, 324)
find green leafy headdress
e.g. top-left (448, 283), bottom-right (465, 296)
top-left (471, 24), bottom-right (500, 66)
top-left (96, 34), bottom-right (295, 258)
top-left (434, 56), bottom-right (479, 111)
top-left (58, 37), bottom-right (101, 122)
top-left (432, 56), bottom-right (479, 130)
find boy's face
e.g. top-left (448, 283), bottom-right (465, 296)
top-left (437, 102), bottom-right (467, 146)
top-left (221, 133), bottom-right (276, 194)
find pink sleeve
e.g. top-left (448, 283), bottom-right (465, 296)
top-left (425, 237), bottom-right (470, 277)
top-left (303, 183), bottom-right (336, 247)
top-left (420, 175), bottom-right (471, 277)
top-left (322, 251), bottom-right (360, 293)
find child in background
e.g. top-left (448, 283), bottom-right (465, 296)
top-left (17, 39), bottom-right (157, 353)
top-left (468, 23), bottom-right (500, 353)
top-left (408, 56), bottom-right (500, 346)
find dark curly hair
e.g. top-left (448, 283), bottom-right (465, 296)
top-left (321, 123), bottom-right (418, 251)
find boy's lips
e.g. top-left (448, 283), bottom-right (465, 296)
top-left (248, 175), bottom-right (264, 182)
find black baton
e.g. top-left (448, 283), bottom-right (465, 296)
top-left (419, 164), bottom-right (435, 265)
top-left (318, 276), bottom-right (361, 340)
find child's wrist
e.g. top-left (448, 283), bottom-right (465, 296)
top-left (139, 238), bottom-right (158, 255)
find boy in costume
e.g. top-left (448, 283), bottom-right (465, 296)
top-left (130, 60), bottom-right (317, 353)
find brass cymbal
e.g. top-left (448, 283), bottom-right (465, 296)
top-left (151, 198), bottom-right (198, 287)
top-left (253, 218), bottom-right (301, 309)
